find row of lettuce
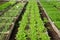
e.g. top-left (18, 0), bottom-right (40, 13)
top-left (0, 2), bottom-right (24, 32)
top-left (40, 0), bottom-right (60, 30)
top-left (16, 0), bottom-right (50, 40)
top-left (0, 2), bottom-right (24, 40)
top-left (0, 0), bottom-right (16, 11)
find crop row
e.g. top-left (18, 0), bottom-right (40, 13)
top-left (0, 2), bottom-right (24, 32)
top-left (0, 2), bottom-right (25, 40)
top-left (45, 0), bottom-right (60, 8)
top-left (0, 0), bottom-right (16, 11)
top-left (16, 0), bottom-right (50, 40)
top-left (0, 2), bottom-right (11, 11)
top-left (40, 0), bottom-right (60, 30)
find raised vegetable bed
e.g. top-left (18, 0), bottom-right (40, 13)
top-left (16, 0), bottom-right (50, 40)
top-left (0, 2), bottom-right (26, 40)
top-left (37, 0), bottom-right (60, 40)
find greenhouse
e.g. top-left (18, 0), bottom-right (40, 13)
top-left (0, 0), bottom-right (60, 40)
